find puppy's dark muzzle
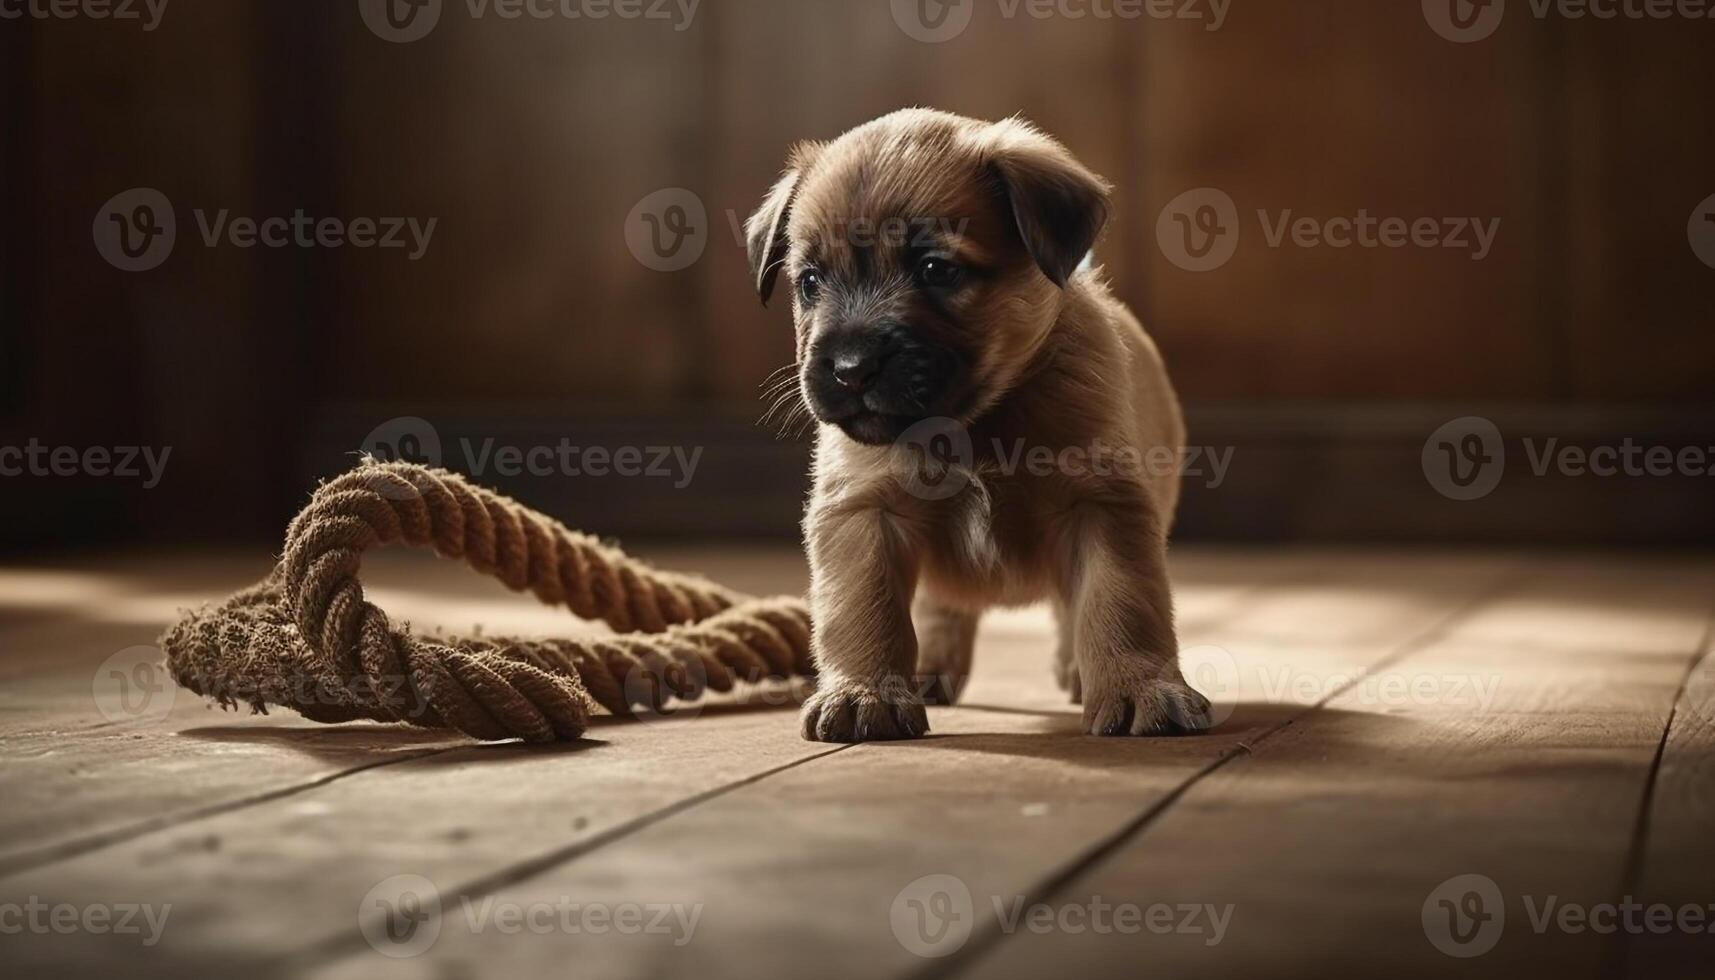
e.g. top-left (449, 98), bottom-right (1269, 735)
top-left (803, 323), bottom-right (961, 445)
top-left (822, 332), bottom-right (897, 394)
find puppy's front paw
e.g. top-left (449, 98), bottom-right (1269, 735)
top-left (1082, 676), bottom-right (1211, 737)
top-left (800, 677), bottom-right (929, 743)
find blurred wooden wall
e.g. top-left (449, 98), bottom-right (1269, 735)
top-left (314, 0), bottom-right (1715, 408)
top-left (4, 0), bottom-right (1712, 547)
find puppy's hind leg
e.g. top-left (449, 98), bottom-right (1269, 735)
top-left (913, 596), bottom-right (980, 706)
top-left (1057, 497), bottom-right (1211, 737)
top-left (1051, 599), bottom-right (1081, 704)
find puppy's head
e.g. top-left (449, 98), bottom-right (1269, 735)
top-left (746, 109), bottom-right (1110, 446)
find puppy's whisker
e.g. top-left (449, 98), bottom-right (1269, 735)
top-left (757, 363), bottom-right (813, 440)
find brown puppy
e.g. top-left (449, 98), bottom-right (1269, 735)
top-left (746, 108), bottom-right (1211, 742)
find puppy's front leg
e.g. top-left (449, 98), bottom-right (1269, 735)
top-left (800, 504), bottom-right (929, 742)
top-left (1059, 496), bottom-right (1212, 737)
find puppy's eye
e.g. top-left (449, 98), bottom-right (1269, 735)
top-left (798, 269), bottom-right (823, 303)
top-left (915, 257), bottom-right (963, 290)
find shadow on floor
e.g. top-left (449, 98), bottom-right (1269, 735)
top-left (883, 701), bottom-right (1420, 771)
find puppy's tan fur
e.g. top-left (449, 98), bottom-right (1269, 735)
top-left (747, 108), bottom-right (1210, 741)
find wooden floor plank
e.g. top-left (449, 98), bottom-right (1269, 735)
top-left (0, 612), bottom-right (468, 875)
top-left (15, 548), bottom-right (1701, 980)
top-left (953, 558), bottom-right (1715, 980)
top-left (0, 546), bottom-right (1339, 876)
top-left (278, 553), bottom-right (1514, 980)
top-left (1619, 617), bottom-right (1715, 978)
top-left (0, 547), bottom-right (808, 874)
top-left (0, 709), bottom-right (841, 978)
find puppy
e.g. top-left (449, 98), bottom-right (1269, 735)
top-left (745, 108), bottom-right (1211, 742)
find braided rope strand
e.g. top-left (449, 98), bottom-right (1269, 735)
top-left (160, 460), bottom-right (813, 742)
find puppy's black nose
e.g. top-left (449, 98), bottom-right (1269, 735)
top-left (816, 327), bottom-right (902, 395)
top-left (831, 350), bottom-right (889, 392)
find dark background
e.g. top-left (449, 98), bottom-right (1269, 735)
top-left (3, 0), bottom-right (1712, 552)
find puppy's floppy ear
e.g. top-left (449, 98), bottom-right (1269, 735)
top-left (984, 119), bottom-right (1112, 288)
top-left (745, 141), bottom-right (823, 305)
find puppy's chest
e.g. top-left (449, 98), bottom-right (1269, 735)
top-left (916, 469), bottom-right (1060, 605)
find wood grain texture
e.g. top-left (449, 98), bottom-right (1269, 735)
top-left (287, 552), bottom-right (1508, 979)
top-left (957, 559), bottom-right (1715, 980)
top-left (1621, 624), bottom-right (1715, 977)
top-left (4, 549), bottom-right (1710, 980)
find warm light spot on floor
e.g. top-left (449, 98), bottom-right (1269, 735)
top-left (0, 570), bottom-right (127, 611)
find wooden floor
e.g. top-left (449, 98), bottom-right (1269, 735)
top-left (0, 546), bottom-right (1710, 979)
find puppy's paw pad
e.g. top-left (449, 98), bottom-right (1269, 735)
top-left (800, 679), bottom-right (929, 743)
top-left (1082, 679), bottom-right (1212, 737)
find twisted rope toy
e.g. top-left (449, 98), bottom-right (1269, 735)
top-left (159, 460), bottom-right (813, 742)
